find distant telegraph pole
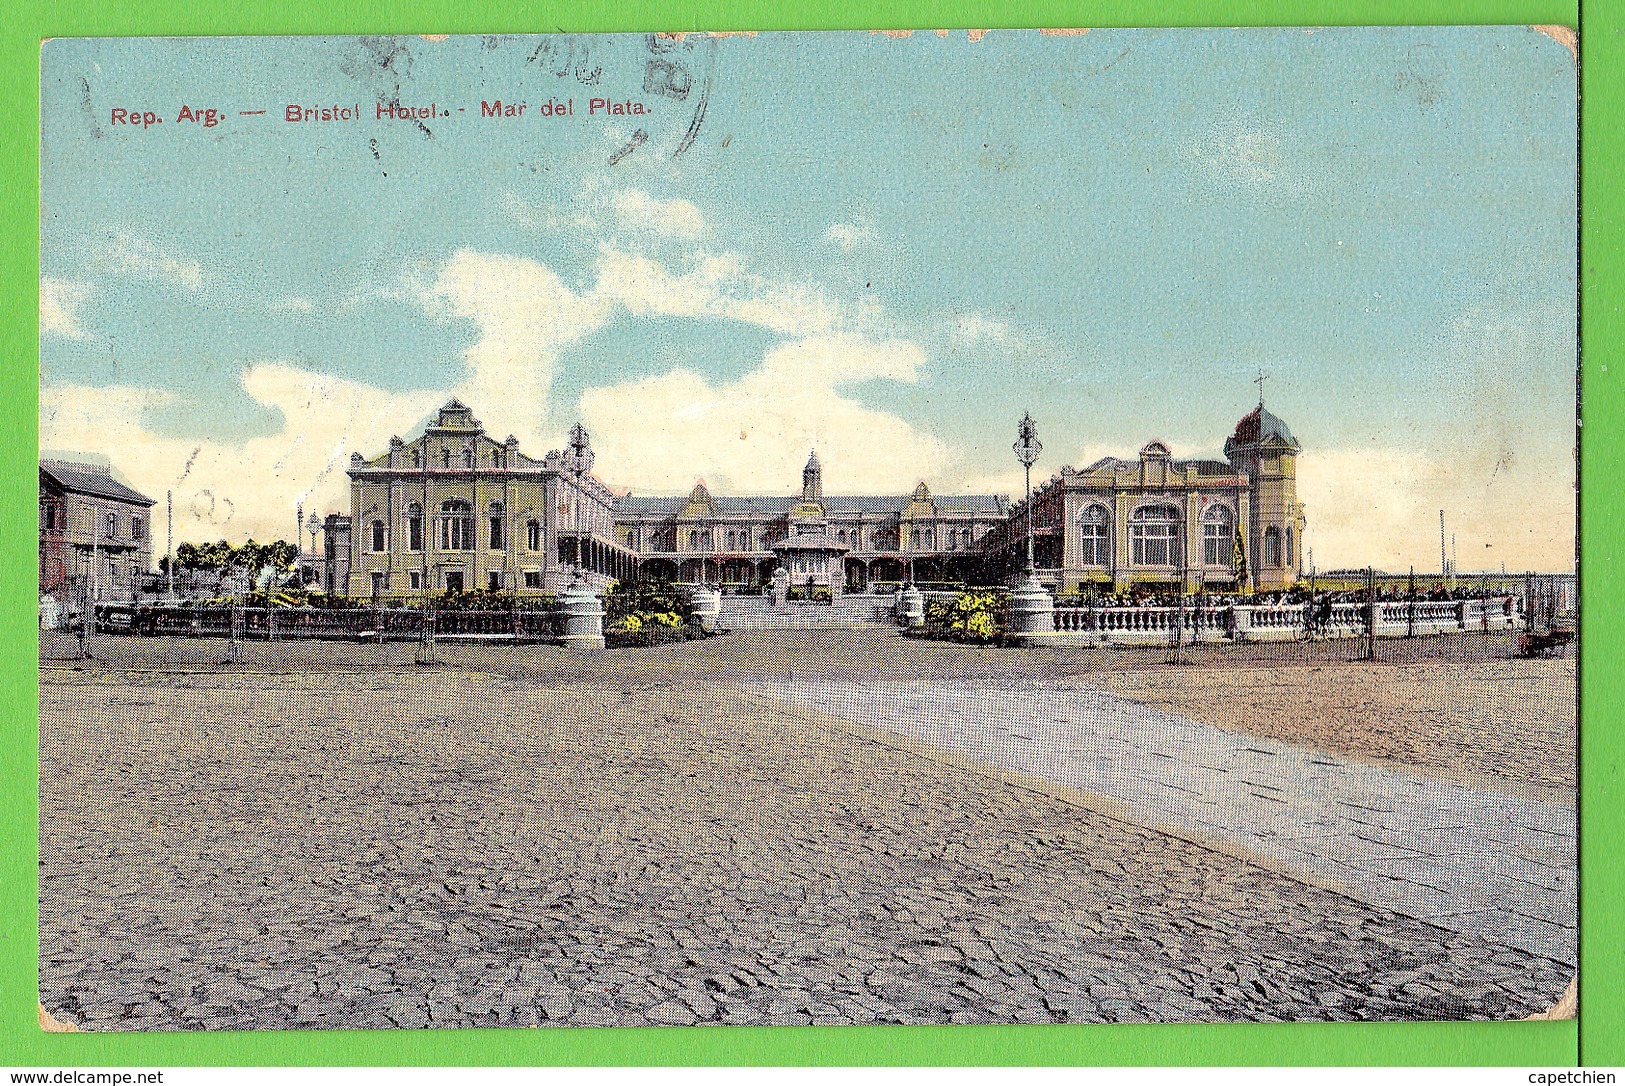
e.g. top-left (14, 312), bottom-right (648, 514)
top-left (1439, 509), bottom-right (1447, 580)
top-left (166, 489), bottom-right (174, 599)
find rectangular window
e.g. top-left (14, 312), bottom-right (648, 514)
top-left (105, 512), bottom-right (117, 538)
top-left (408, 516), bottom-right (423, 552)
top-left (371, 521), bottom-right (387, 552)
top-left (409, 570), bottom-right (421, 590)
top-left (488, 571), bottom-right (503, 591)
top-left (1081, 533), bottom-right (1110, 566)
top-left (524, 570), bottom-right (542, 589)
top-left (489, 516), bottom-right (504, 550)
top-left (370, 571), bottom-right (385, 597)
top-left (131, 516), bottom-right (144, 541)
top-left (1133, 529), bottom-right (1174, 567)
top-left (527, 520), bottom-right (541, 551)
top-left (441, 515), bottom-right (474, 551)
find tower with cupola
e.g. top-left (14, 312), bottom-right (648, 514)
top-left (1224, 394), bottom-right (1306, 590)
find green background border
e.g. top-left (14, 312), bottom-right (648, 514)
top-left (3, 0), bottom-right (1609, 1067)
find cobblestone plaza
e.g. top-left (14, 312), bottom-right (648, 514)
top-left (39, 630), bottom-right (1574, 1029)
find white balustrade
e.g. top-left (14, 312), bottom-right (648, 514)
top-left (1036, 596), bottom-right (1520, 644)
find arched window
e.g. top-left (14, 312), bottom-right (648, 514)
top-left (1202, 504), bottom-right (1235, 566)
top-left (1078, 503), bottom-right (1111, 566)
top-left (406, 502), bottom-right (423, 552)
top-left (370, 519), bottom-right (387, 553)
top-left (1264, 525), bottom-right (1282, 567)
top-left (441, 448), bottom-right (451, 469)
top-left (1285, 526), bottom-right (1296, 571)
top-left (439, 500), bottom-right (474, 551)
top-left (962, 528), bottom-right (973, 548)
top-left (461, 447), bottom-right (474, 469)
top-left (910, 528), bottom-right (921, 548)
top-left (526, 518), bottom-right (541, 551)
top-left (689, 529), bottom-right (699, 549)
top-left (488, 502), bottom-right (504, 550)
top-left (1130, 504), bottom-right (1181, 567)
top-left (924, 529), bottom-right (935, 549)
top-left (411, 448), bottom-right (422, 468)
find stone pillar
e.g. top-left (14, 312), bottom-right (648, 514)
top-left (898, 584), bottom-right (925, 629)
top-left (770, 565), bottom-right (790, 607)
top-left (1006, 570), bottom-right (1055, 642)
top-left (558, 572), bottom-right (605, 650)
top-left (688, 584), bottom-right (722, 633)
top-left (1228, 604), bottom-right (1253, 642)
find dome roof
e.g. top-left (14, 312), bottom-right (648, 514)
top-left (1228, 404), bottom-right (1299, 450)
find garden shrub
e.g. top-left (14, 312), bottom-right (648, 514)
top-left (602, 581), bottom-right (704, 647)
top-left (914, 588), bottom-right (1012, 645)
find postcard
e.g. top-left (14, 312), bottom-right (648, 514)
top-left (38, 27), bottom-right (1577, 1029)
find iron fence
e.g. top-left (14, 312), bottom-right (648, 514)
top-left (60, 604), bottom-right (565, 646)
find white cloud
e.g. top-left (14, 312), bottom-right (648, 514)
top-left (423, 250), bottom-right (611, 441)
top-left (591, 245), bottom-right (850, 337)
top-left (948, 310), bottom-right (1019, 348)
top-left (724, 283), bottom-right (846, 337)
top-left (505, 185), bottom-right (703, 242)
top-left (41, 364), bottom-right (443, 545)
top-left (612, 188), bottom-right (705, 239)
top-left (100, 233), bottom-right (206, 291)
top-left (404, 246), bottom-right (873, 452)
top-left (1192, 121), bottom-right (1285, 187)
top-left (579, 335), bottom-right (950, 495)
top-left (40, 277), bottom-right (92, 339)
top-left (41, 240), bottom-right (941, 547)
top-left (501, 191), bottom-right (601, 235)
top-left (824, 219), bottom-right (879, 252)
top-left (593, 246), bottom-right (725, 320)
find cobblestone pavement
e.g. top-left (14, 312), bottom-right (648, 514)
top-left (746, 679), bottom-right (1576, 965)
top-left (39, 632), bottom-right (1575, 1029)
top-left (1094, 662), bottom-right (1575, 791)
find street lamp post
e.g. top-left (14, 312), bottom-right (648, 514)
top-left (1014, 411), bottom-right (1041, 577)
top-left (1007, 412), bottom-right (1055, 641)
top-left (305, 512), bottom-right (321, 588)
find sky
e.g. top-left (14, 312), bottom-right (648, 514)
top-left (39, 28), bottom-right (1577, 571)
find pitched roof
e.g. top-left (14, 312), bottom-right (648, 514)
top-left (1076, 456), bottom-right (1241, 478)
top-left (614, 492), bottom-right (1008, 517)
top-left (40, 463), bottom-right (155, 506)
